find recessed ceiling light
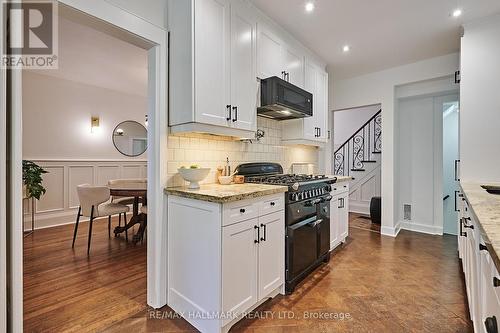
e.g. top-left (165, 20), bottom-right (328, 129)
top-left (452, 8), bottom-right (462, 17)
top-left (305, 2), bottom-right (315, 12)
top-left (342, 45), bottom-right (350, 53)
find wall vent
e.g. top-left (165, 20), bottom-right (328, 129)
top-left (403, 204), bottom-right (412, 220)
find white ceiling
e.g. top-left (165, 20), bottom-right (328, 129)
top-left (251, 0), bottom-right (500, 79)
top-left (31, 16), bottom-right (148, 97)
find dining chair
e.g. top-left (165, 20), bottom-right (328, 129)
top-left (140, 205), bottom-right (147, 243)
top-left (73, 184), bottom-right (130, 254)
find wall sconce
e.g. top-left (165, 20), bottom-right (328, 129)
top-left (91, 116), bottom-right (100, 133)
top-left (115, 128), bottom-right (124, 136)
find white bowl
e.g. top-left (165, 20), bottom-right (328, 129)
top-left (178, 168), bottom-right (210, 189)
top-left (218, 175), bottom-right (233, 185)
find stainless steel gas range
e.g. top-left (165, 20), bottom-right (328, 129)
top-left (235, 162), bottom-right (337, 293)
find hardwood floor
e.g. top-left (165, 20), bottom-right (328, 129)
top-left (24, 215), bottom-right (472, 332)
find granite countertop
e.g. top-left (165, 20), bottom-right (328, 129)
top-left (164, 183), bottom-right (288, 203)
top-left (330, 176), bottom-right (354, 183)
top-left (460, 182), bottom-right (500, 272)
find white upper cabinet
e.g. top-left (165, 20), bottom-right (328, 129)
top-left (282, 46), bottom-right (305, 88)
top-left (194, 0), bottom-right (230, 127)
top-left (230, 2), bottom-right (257, 131)
top-left (282, 59), bottom-right (328, 145)
top-left (169, 0), bottom-right (326, 139)
top-left (257, 27), bottom-right (284, 79)
top-left (168, 0), bottom-right (256, 137)
top-left (257, 24), bottom-right (305, 88)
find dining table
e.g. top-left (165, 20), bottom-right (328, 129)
top-left (110, 182), bottom-right (147, 244)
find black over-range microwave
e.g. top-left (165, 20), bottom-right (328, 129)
top-left (257, 76), bottom-right (313, 120)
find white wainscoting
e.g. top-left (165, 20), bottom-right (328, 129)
top-left (24, 159), bottom-right (147, 230)
top-left (348, 166), bottom-right (381, 215)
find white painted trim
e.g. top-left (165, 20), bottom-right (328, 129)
top-left (0, 1), bottom-right (7, 329)
top-left (400, 221), bottom-right (443, 235)
top-left (10, 63), bottom-right (23, 333)
top-left (281, 139), bottom-right (326, 147)
top-left (381, 221), bottom-right (401, 237)
top-left (7, 2), bottom-right (169, 329)
top-left (23, 158), bottom-right (148, 162)
top-left (146, 43), bottom-right (168, 309)
top-left (59, 0), bottom-right (169, 310)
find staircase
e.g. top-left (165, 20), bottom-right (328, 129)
top-left (333, 110), bottom-right (381, 214)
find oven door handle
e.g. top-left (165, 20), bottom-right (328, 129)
top-left (307, 219), bottom-right (323, 228)
top-left (289, 216), bottom-right (318, 230)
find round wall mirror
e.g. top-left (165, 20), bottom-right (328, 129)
top-left (112, 121), bottom-right (147, 157)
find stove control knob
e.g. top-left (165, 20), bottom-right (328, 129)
top-left (297, 192), bottom-right (303, 201)
top-left (290, 193), bottom-right (297, 201)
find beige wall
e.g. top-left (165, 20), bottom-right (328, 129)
top-left (22, 71), bottom-right (147, 160)
top-left (167, 117), bottom-right (319, 187)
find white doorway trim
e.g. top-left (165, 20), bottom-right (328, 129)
top-left (1, 1), bottom-right (7, 330)
top-left (8, 1), bottom-right (168, 330)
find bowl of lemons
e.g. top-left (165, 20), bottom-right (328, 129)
top-left (178, 165), bottom-right (210, 189)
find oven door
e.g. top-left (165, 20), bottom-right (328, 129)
top-left (286, 215), bottom-right (320, 282)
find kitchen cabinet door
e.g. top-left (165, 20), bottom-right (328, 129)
top-left (329, 196), bottom-right (340, 251)
top-left (315, 69), bottom-right (328, 140)
top-left (194, 0), bottom-right (231, 127)
top-left (283, 46), bottom-right (304, 88)
top-left (257, 211), bottom-right (284, 300)
top-left (230, 4), bottom-right (257, 131)
top-left (303, 61), bottom-right (317, 140)
top-left (338, 192), bottom-right (349, 241)
top-left (481, 251), bottom-right (500, 333)
top-left (257, 26), bottom-right (284, 79)
top-left (222, 218), bottom-right (258, 316)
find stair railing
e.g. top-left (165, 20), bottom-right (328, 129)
top-left (334, 109), bottom-right (381, 176)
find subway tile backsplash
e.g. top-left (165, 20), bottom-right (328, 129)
top-left (166, 117), bottom-right (319, 187)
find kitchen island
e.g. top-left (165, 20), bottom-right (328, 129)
top-left (457, 182), bottom-right (500, 332)
top-left (165, 183), bottom-right (287, 333)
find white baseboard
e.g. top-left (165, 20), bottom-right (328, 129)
top-left (23, 210), bottom-right (110, 231)
top-left (381, 221), bottom-right (401, 237)
top-left (400, 221), bottom-right (443, 235)
top-left (349, 202), bottom-right (370, 215)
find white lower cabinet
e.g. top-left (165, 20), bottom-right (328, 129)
top-left (168, 193), bottom-right (285, 333)
top-left (330, 184), bottom-right (349, 251)
top-left (480, 246), bottom-right (500, 333)
top-left (257, 212), bottom-right (285, 299)
top-left (222, 218), bottom-right (258, 319)
top-left (457, 192), bottom-right (500, 333)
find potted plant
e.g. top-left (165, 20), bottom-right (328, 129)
top-left (22, 160), bottom-right (48, 200)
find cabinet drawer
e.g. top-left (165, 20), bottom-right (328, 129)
top-left (259, 194), bottom-right (284, 216)
top-left (331, 183), bottom-right (349, 196)
top-left (223, 200), bottom-right (259, 226)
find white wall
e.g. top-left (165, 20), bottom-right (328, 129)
top-left (333, 104), bottom-right (380, 151)
top-left (460, 14), bottom-right (500, 182)
top-left (22, 71), bottom-right (147, 160)
top-left (331, 53), bottom-right (459, 236)
top-left (397, 96), bottom-right (438, 234)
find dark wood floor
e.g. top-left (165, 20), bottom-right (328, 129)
top-left (24, 215), bottom-right (472, 332)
